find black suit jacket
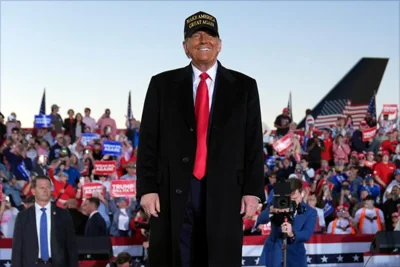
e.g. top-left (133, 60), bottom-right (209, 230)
top-left (84, 212), bottom-right (107, 237)
top-left (136, 61), bottom-right (264, 266)
top-left (68, 208), bottom-right (88, 236)
top-left (11, 202), bottom-right (78, 267)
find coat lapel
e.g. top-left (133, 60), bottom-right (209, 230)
top-left (209, 62), bottom-right (237, 131)
top-left (176, 64), bottom-right (196, 130)
top-left (176, 62), bottom-right (237, 136)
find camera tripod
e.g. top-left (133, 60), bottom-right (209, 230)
top-left (281, 217), bottom-right (289, 267)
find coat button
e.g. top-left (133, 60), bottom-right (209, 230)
top-left (182, 157), bottom-right (189, 163)
top-left (175, 189), bottom-right (182, 194)
top-left (189, 128), bottom-right (194, 132)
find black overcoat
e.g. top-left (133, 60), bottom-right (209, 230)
top-left (137, 61), bottom-right (265, 267)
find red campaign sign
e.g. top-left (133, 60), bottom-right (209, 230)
top-left (110, 180), bottom-right (136, 198)
top-left (82, 183), bottom-right (106, 198)
top-left (362, 126), bottom-right (377, 142)
top-left (0, 184), bottom-right (4, 201)
top-left (272, 134), bottom-right (293, 155)
top-left (94, 160), bottom-right (116, 175)
top-left (261, 223), bottom-right (271, 235)
top-left (382, 104), bottom-right (398, 115)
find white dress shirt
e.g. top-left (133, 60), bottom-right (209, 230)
top-left (118, 208), bottom-right (129, 231)
top-left (191, 62), bottom-right (218, 110)
top-left (35, 202), bottom-right (52, 258)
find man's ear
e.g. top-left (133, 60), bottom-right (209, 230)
top-left (217, 38), bottom-right (222, 52)
top-left (182, 40), bottom-right (188, 55)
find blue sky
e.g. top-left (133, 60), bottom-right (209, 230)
top-left (1, 1), bottom-right (399, 128)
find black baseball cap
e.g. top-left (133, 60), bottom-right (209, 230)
top-left (184, 11), bottom-right (219, 39)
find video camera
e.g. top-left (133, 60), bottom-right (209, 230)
top-left (271, 177), bottom-right (306, 226)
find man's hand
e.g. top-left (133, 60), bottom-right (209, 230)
top-left (141, 193), bottom-right (160, 218)
top-left (240, 195), bottom-right (259, 217)
top-left (281, 222), bottom-right (294, 237)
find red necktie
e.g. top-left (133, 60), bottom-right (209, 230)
top-left (193, 72), bottom-right (210, 180)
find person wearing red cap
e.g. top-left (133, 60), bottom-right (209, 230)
top-left (350, 120), bottom-right (370, 153)
top-left (357, 153), bottom-right (373, 178)
top-left (380, 130), bottom-right (398, 154)
top-left (273, 107), bottom-right (292, 137)
top-left (373, 150), bottom-right (396, 190)
top-left (378, 111), bottom-right (398, 134)
top-left (327, 205), bottom-right (355, 234)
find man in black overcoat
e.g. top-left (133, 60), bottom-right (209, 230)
top-left (137, 11), bottom-right (265, 267)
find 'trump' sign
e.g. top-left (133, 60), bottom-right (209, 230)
top-left (110, 180), bottom-right (136, 198)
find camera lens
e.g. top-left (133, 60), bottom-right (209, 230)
top-left (279, 199), bottom-right (287, 208)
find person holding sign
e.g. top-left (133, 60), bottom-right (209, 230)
top-left (137, 11), bottom-right (264, 267)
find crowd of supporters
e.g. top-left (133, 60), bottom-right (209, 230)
top-left (244, 107), bottom-right (400, 236)
top-left (0, 106), bottom-right (149, 251)
top-left (1, 104), bottom-right (400, 251)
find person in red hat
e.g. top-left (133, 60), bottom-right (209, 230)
top-left (373, 150), bottom-right (396, 190)
top-left (351, 120), bottom-right (371, 153)
top-left (358, 153), bottom-right (373, 178)
top-left (380, 130), bottom-right (398, 154)
top-left (327, 205), bottom-right (355, 234)
top-left (378, 111), bottom-right (398, 134)
top-left (273, 107), bottom-right (292, 137)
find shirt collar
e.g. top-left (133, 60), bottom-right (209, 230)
top-left (89, 210), bottom-right (98, 218)
top-left (35, 201), bottom-right (51, 213)
top-left (191, 61), bottom-right (218, 81)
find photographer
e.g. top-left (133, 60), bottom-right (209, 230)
top-left (255, 178), bottom-right (316, 267)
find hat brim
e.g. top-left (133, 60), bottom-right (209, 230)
top-left (185, 26), bottom-right (219, 39)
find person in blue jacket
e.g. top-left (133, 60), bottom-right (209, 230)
top-left (255, 178), bottom-right (316, 267)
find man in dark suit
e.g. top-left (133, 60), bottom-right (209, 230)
top-left (137, 11), bottom-right (264, 267)
top-left (66, 198), bottom-right (88, 235)
top-left (11, 176), bottom-right (78, 267)
top-left (83, 197), bottom-right (108, 236)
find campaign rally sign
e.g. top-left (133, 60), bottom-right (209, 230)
top-left (362, 126), bottom-right (377, 142)
top-left (81, 133), bottom-right (99, 145)
top-left (110, 180), bottom-right (136, 198)
top-left (102, 141), bottom-right (122, 156)
top-left (272, 133), bottom-right (293, 155)
top-left (94, 160), bottom-right (117, 175)
top-left (34, 115), bottom-right (52, 128)
top-left (382, 104), bottom-right (398, 115)
top-left (82, 182), bottom-right (106, 198)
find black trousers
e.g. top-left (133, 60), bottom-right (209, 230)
top-left (179, 177), bottom-right (208, 267)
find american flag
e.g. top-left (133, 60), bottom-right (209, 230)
top-left (39, 88), bottom-right (46, 115)
top-left (314, 99), bottom-right (368, 128)
top-left (367, 92), bottom-right (377, 119)
top-left (127, 90), bottom-right (133, 129)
